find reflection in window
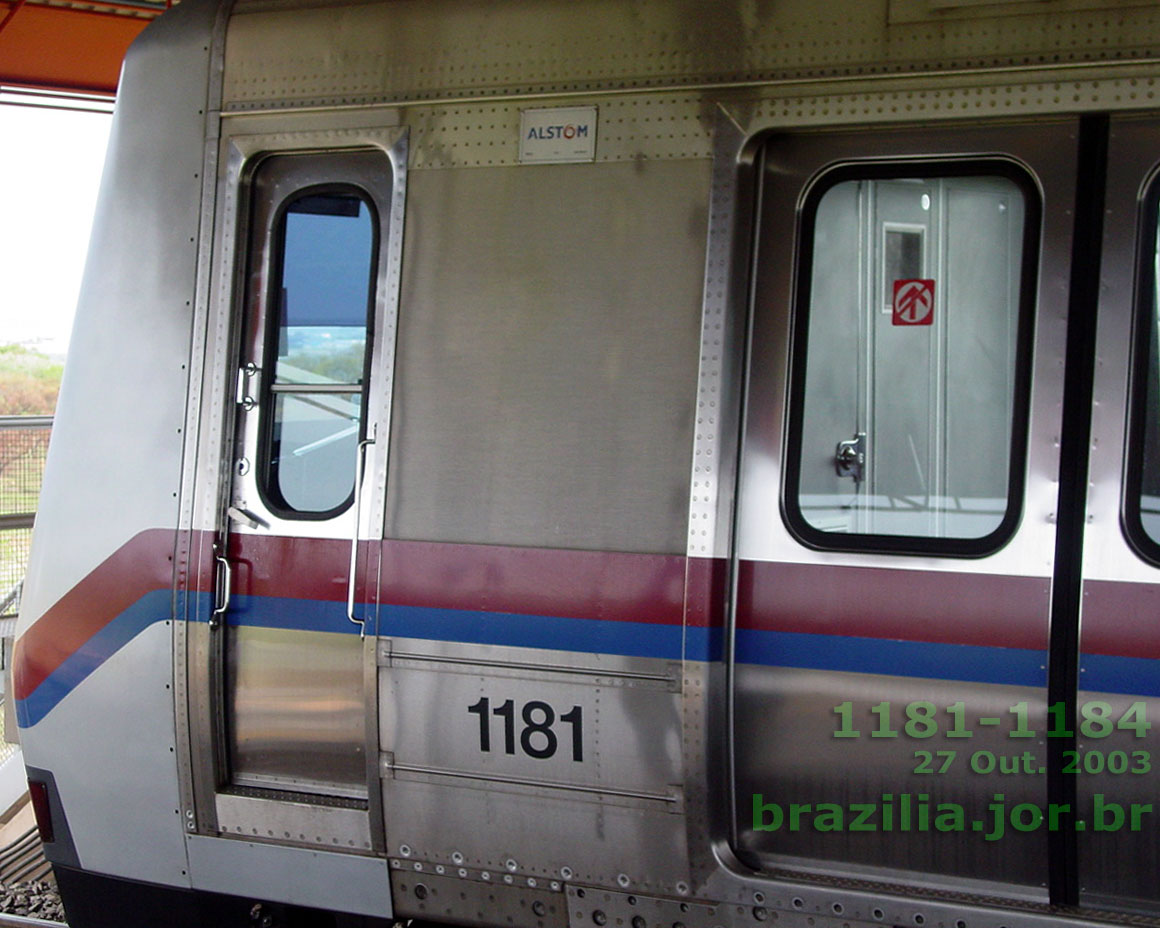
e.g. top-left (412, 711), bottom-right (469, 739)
top-left (266, 190), bottom-right (375, 516)
top-left (788, 171), bottom-right (1032, 547)
top-left (883, 226), bottom-right (924, 308)
top-left (270, 393), bottom-right (363, 513)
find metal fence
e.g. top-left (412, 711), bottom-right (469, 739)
top-left (0, 417), bottom-right (51, 625)
top-left (0, 416), bottom-right (51, 756)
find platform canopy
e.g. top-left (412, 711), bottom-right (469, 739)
top-left (0, 0), bottom-right (169, 98)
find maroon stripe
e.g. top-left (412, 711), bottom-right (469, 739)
top-left (738, 560), bottom-right (1050, 650)
top-left (378, 540), bottom-right (686, 625)
top-left (14, 529), bottom-right (176, 701)
top-left (231, 534), bottom-right (350, 601)
top-left (685, 556), bottom-right (728, 628)
top-left (1081, 579), bottom-right (1160, 659)
top-left (229, 534), bottom-right (688, 625)
top-left (177, 528), bottom-right (216, 594)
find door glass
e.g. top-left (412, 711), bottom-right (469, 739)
top-left (275, 193), bottom-right (373, 384)
top-left (264, 190), bottom-right (375, 517)
top-left (786, 169), bottom-right (1035, 551)
top-left (269, 393), bottom-right (363, 513)
top-left (883, 225), bottom-right (924, 308)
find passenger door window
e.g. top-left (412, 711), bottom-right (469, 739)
top-left (785, 166), bottom-right (1038, 553)
top-left (1124, 175), bottom-right (1160, 556)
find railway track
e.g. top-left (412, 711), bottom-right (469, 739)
top-left (0, 793), bottom-right (61, 926)
top-left (0, 915), bottom-right (62, 928)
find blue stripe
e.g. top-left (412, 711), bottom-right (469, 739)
top-left (686, 626), bottom-right (723, 663)
top-left (380, 603), bottom-right (687, 659)
top-left (19, 592), bottom-right (1160, 727)
top-left (227, 594), bottom-right (704, 661)
top-left (17, 589), bottom-right (173, 728)
top-left (1081, 653), bottom-right (1160, 697)
top-left (736, 628), bottom-right (1049, 688)
top-left (227, 594), bottom-right (351, 634)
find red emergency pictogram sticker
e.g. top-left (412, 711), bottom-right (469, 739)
top-left (892, 279), bottom-right (935, 326)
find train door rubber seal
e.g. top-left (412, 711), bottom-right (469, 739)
top-left (1047, 112), bottom-right (1110, 908)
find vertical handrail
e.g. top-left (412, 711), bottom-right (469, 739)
top-left (347, 431), bottom-right (376, 637)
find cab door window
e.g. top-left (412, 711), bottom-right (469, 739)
top-left (247, 161), bottom-right (381, 520)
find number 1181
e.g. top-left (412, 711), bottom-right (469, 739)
top-left (467, 697), bottom-right (584, 761)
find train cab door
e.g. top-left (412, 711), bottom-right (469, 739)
top-left (731, 121), bottom-right (1087, 897)
top-left (210, 146), bottom-right (398, 836)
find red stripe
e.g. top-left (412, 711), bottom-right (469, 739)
top-left (1081, 579), bottom-right (1160, 659)
top-left (231, 534), bottom-right (689, 625)
top-left (13, 529), bottom-right (176, 701)
top-left (738, 560), bottom-right (1050, 650)
top-left (230, 534), bottom-right (350, 602)
top-left (378, 540), bottom-right (685, 624)
top-left (685, 556), bottom-right (728, 628)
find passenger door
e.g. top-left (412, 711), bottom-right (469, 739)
top-left (1077, 114), bottom-right (1160, 912)
top-left (215, 149), bottom-right (392, 803)
top-left (732, 122), bottom-right (1081, 896)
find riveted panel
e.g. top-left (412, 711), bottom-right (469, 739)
top-left (398, 72), bottom-right (1160, 215)
top-left (407, 94), bottom-right (714, 170)
top-left (214, 792), bottom-right (373, 852)
top-left (222, 0), bottom-right (1160, 112)
top-left (392, 864), bottom-right (568, 928)
top-left (739, 73), bottom-right (1160, 129)
top-left (685, 110), bottom-right (748, 561)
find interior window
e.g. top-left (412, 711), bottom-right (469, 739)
top-left (784, 166), bottom-right (1037, 554)
top-left (263, 189), bottom-right (376, 516)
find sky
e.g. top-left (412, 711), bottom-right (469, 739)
top-left (0, 102), bottom-right (112, 357)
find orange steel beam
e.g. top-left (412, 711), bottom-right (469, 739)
top-left (0, 0), bottom-right (27, 36)
top-left (0, 2), bottom-right (154, 95)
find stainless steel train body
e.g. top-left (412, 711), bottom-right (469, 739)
top-left (14, 1), bottom-right (1160, 926)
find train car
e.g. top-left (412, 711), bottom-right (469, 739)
top-left (13, 0), bottom-right (1160, 925)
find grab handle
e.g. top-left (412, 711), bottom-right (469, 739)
top-left (211, 551), bottom-right (231, 628)
top-left (347, 431), bottom-right (376, 637)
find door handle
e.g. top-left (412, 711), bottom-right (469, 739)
top-left (235, 361), bottom-right (260, 411)
top-left (211, 548), bottom-right (231, 628)
top-left (347, 430), bottom-right (376, 637)
top-left (835, 432), bottom-right (866, 484)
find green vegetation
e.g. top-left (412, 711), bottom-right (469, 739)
top-left (284, 341), bottom-right (366, 384)
top-left (0, 344), bottom-right (62, 417)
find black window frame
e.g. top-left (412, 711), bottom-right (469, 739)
top-left (256, 181), bottom-right (380, 522)
top-left (1121, 165), bottom-right (1160, 564)
top-left (781, 157), bottom-right (1043, 558)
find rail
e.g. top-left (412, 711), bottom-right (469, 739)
top-left (0, 416), bottom-right (51, 760)
top-left (0, 915), bottom-right (63, 928)
top-left (0, 417), bottom-right (52, 625)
